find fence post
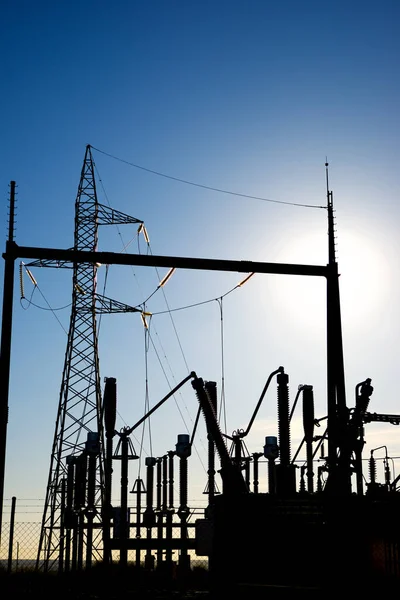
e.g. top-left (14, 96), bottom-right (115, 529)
top-left (7, 496), bottom-right (16, 573)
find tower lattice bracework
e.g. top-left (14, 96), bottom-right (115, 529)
top-left (35, 146), bottom-right (143, 570)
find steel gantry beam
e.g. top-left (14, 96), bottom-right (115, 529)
top-left (4, 243), bottom-right (328, 278)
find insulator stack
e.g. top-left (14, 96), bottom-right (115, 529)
top-left (302, 385), bottom-right (315, 493)
top-left (369, 455), bottom-right (376, 484)
top-left (356, 378), bottom-right (373, 414)
top-left (19, 263), bottom-right (24, 299)
top-left (192, 377), bottom-right (248, 495)
top-left (204, 381), bottom-right (217, 507)
top-left (277, 371), bottom-right (290, 466)
top-left (192, 378), bottom-right (226, 462)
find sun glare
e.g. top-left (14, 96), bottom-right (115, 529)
top-left (268, 226), bottom-right (390, 337)
top-left (337, 228), bottom-right (390, 329)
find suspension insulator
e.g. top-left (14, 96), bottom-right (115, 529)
top-left (302, 386), bottom-right (314, 443)
top-left (369, 456), bottom-right (376, 484)
top-left (277, 372), bottom-right (290, 467)
top-left (19, 263), bottom-right (25, 299)
top-left (104, 378), bottom-right (117, 438)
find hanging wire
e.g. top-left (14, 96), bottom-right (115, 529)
top-left (216, 297), bottom-right (228, 436)
top-left (91, 146), bottom-right (325, 209)
top-left (151, 279), bottom-right (241, 315)
top-left (137, 308), bottom-right (153, 478)
top-left (94, 162), bottom-right (146, 300)
top-left (21, 274), bottom-right (68, 335)
top-left (147, 329), bottom-right (208, 474)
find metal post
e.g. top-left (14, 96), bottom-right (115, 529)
top-left (59, 478), bottom-right (66, 573)
top-left (205, 381), bottom-right (217, 510)
top-left (244, 457), bottom-right (251, 490)
top-left (176, 434), bottom-right (191, 574)
top-left (162, 455), bottom-right (172, 569)
top-left (252, 453), bottom-right (262, 494)
top-left (156, 458), bottom-right (163, 568)
top-left (86, 437), bottom-right (98, 569)
top-left (103, 377), bottom-right (117, 565)
top-left (144, 458), bottom-right (156, 571)
top-left (7, 496), bottom-right (16, 573)
top-left (168, 451), bottom-right (174, 510)
top-left (65, 456), bottom-right (75, 572)
top-left (0, 182), bottom-right (16, 545)
top-left (75, 454), bottom-right (87, 571)
top-left (264, 437), bottom-right (279, 495)
top-left (130, 478), bottom-right (145, 568)
top-left (302, 386), bottom-right (315, 494)
top-left (120, 435), bottom-right (129, 568)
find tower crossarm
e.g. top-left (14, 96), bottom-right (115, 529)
top-left (85, 294), bottom-right (141, 314)
top-left (96, 203), bottom-right (143, 226)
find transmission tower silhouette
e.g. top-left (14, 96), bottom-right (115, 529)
top-left (32, 146), bottom-right (143, 570)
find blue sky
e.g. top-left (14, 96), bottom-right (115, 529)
top-left (1, 1), bottom-right (400, 519)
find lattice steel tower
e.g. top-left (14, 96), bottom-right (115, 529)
top-left (34, 146), bottom-right (142, 570)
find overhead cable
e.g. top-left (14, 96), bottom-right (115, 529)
top-left (91, 146), bottom-right (325, 209)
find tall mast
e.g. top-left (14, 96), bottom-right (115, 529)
top-left (36, 147), bottom-right (143, 570)
top-left (324, 160), bottom-right (349, 494)
top-left (326, 160), bottom-right (336, 264)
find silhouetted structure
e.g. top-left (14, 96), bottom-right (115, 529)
top-left (1, 154), bottom-right (399, 592)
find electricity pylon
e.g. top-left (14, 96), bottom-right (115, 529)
top-left (34, 146), bottom-right (142, 570)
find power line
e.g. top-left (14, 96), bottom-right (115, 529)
top-left (91, 146), bottom-right (326, 209)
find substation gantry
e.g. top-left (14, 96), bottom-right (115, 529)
top-left (0, 149), bottom-right (349, 571)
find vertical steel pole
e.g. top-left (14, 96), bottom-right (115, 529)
top-left (7, 495), bottom-right (16, 573)
top-left (156, 458), bottom-right (163, 568)
top-left (252, 453), bottom-right (262, 494)
top-left (65, 457), bottom-right (75, 572)
top-left (144, 458), bottom-right (156, 570)
top-left (0, 182), bottom-right (16, 545)
top-left (59, 478), bottom-right (66, 573)
top-left (86, 451), bottom-right (97, 569)
top-left (176, 435), bottom-right (191, 574)
top-left (120, 436), bottom-right (128, 568)
top-left (103, 377), bottom-right (117, 565)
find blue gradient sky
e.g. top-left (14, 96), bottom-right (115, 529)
top-left (1, 1), bottom-right (400, 517)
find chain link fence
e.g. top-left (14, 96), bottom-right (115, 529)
top-left (0, 521), bottom-right (41, 571)
top-left (0, 513), bottom-right (209, 573)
